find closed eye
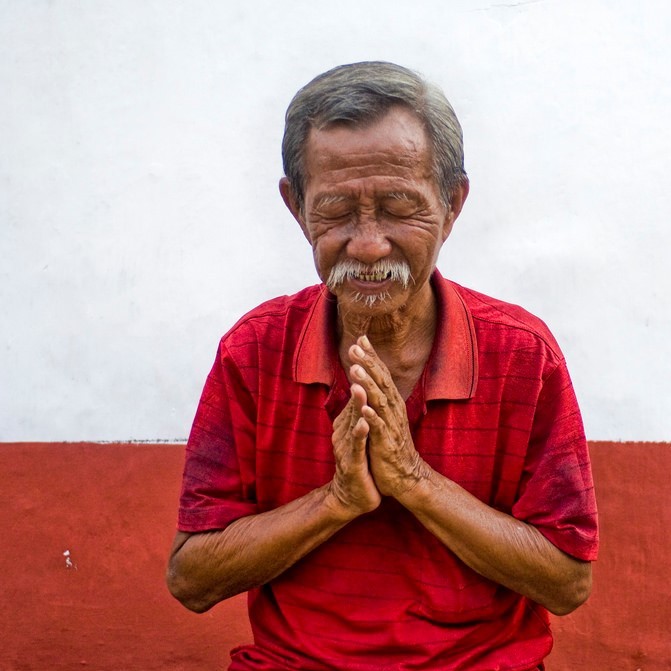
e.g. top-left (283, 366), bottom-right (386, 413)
top-left (315, 209), bottom-right (353, 223)
top-left (380, 195), bottom-right (423, 218)
top-left (311, 194), bottom-right (355, 223)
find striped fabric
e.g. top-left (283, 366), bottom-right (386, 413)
top-left (178, 271), bottom-right (598, 671)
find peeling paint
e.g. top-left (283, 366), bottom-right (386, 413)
top-left (63, 549), bottom-right (77, 570)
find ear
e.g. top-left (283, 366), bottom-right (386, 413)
top-left (279, 177), bottom-right (311, 243)
top-left (441, 178), bottom-right (470, 242)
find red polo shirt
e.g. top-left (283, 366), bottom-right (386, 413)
top-left (178, 271), bottom-right (598, 671)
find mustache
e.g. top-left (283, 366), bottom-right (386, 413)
top-left (325, 259), bottom-right (413, 291)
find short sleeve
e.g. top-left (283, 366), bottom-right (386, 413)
top-left (511, 361), bottom-right (599, 561)
top-left (177, 340), bottom-right (258, 533)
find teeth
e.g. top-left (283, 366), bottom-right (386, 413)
top-left (355, 271), bottom-right (391, 282)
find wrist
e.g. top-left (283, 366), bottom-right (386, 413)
top-left (322, 482), bottom-right (364, 523)
top-left (394, 460), bottom-right (437, 508)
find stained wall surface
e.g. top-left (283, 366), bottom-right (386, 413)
top-left (2, 442), bottom-right (669, 670)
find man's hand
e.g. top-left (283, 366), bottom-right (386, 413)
top-left (329, 389), bottom-right (382, 517)
top-left (347, 335), bottom-right (431, 499)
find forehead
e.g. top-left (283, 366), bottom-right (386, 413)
top-left (303, 107), bottom-right (433, 186)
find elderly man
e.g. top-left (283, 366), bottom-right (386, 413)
top-left (167, 62), bottom-right (598, 670)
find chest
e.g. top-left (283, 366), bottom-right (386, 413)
top-left (249, 377), bottom-right (536, 514)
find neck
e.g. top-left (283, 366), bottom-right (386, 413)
top-left (337, 283), bottom-right (438, 396)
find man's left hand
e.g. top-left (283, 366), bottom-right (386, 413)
top-left (348, 336), bottom-right (430, 499)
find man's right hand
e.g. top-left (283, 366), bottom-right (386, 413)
top-left (168, 393), bottom-right (379, 613)
top-left (328, 388), bottom-right (381, 518)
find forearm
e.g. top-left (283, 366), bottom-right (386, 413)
top-left (167, 483), bottom-right (354, 612)
top-left (398, 469), bottom-right (592, 615)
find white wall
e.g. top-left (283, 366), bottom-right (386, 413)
top-left (1, 0), bottom-right (669, 441)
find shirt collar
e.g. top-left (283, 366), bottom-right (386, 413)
top-left (293, 270), bottom-right (478, 400)
top-left (425, 270), bottom-right (478, 400)
top-left (293, 286), bottom-right (339, 386)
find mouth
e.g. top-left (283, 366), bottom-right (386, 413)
top-left (326, 260), bottom-right (413, 293)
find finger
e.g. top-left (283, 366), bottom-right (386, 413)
top-left (350, 363), bottom-right (392, 417)
top-left (362, 405), bottom-right (386, 441)
top-left (335, 414), bottom-right (368, 475)
top-left (333, 395), bottom-right (353, 436)
top-left (350, 382), bottom-right (368, 412)
top-left (348, 384), bottom-right (367, 432)
top-left (349, 339), bottom-right (396, 398)
top-left (352, 415), bottom-right (370, 443)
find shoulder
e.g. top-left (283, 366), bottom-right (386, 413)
top-left (219, 283), bottom-right (322, 351)
top-left (448, 280), bottom-right (564, 361)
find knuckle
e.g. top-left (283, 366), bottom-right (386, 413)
top-left (378, 367), bottom-right (392, 387)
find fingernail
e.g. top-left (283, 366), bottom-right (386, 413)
top-left (352, 345), bottom-right (365, 358)
top-left (360, 335), bottom-right (370, 349)
top-left (354, 365), bottom-right (366, 380)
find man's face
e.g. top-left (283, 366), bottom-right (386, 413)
top-left (288, 106), bottom-right (461, 319)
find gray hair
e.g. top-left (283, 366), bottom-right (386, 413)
top-left (282, 61), bottom-right (467, 212)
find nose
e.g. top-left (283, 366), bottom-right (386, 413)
top-left (346, 217), bottom-right (392, 265)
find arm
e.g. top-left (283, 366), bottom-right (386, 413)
top-left (395, 469), bottom-right (592, 615)
top-left (348, 336), bottom-right (592, 616)
top-left (168, 485), bottom-right (349, 613)
top-left (167, 395), bottom-right (381, 613)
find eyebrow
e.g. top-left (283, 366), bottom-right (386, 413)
top-left (311, 193), bottom-right (352, 209)
top-left (385, 191), bottom-right (417, 202)
top-left (311, 190), bottom-right (425, 211)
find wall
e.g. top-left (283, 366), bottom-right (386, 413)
top-left (1, 0), bottom-right (670, 442)
top-left (2, 441), bottom-right (669, 670)
top-left (2, 3), bottom-right (669, 667)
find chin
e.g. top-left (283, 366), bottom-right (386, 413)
top-left (338, 289), bottom-right (406, 317)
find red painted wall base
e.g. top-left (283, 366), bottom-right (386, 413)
top-left (1, 442), bottom-right (669, 670)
